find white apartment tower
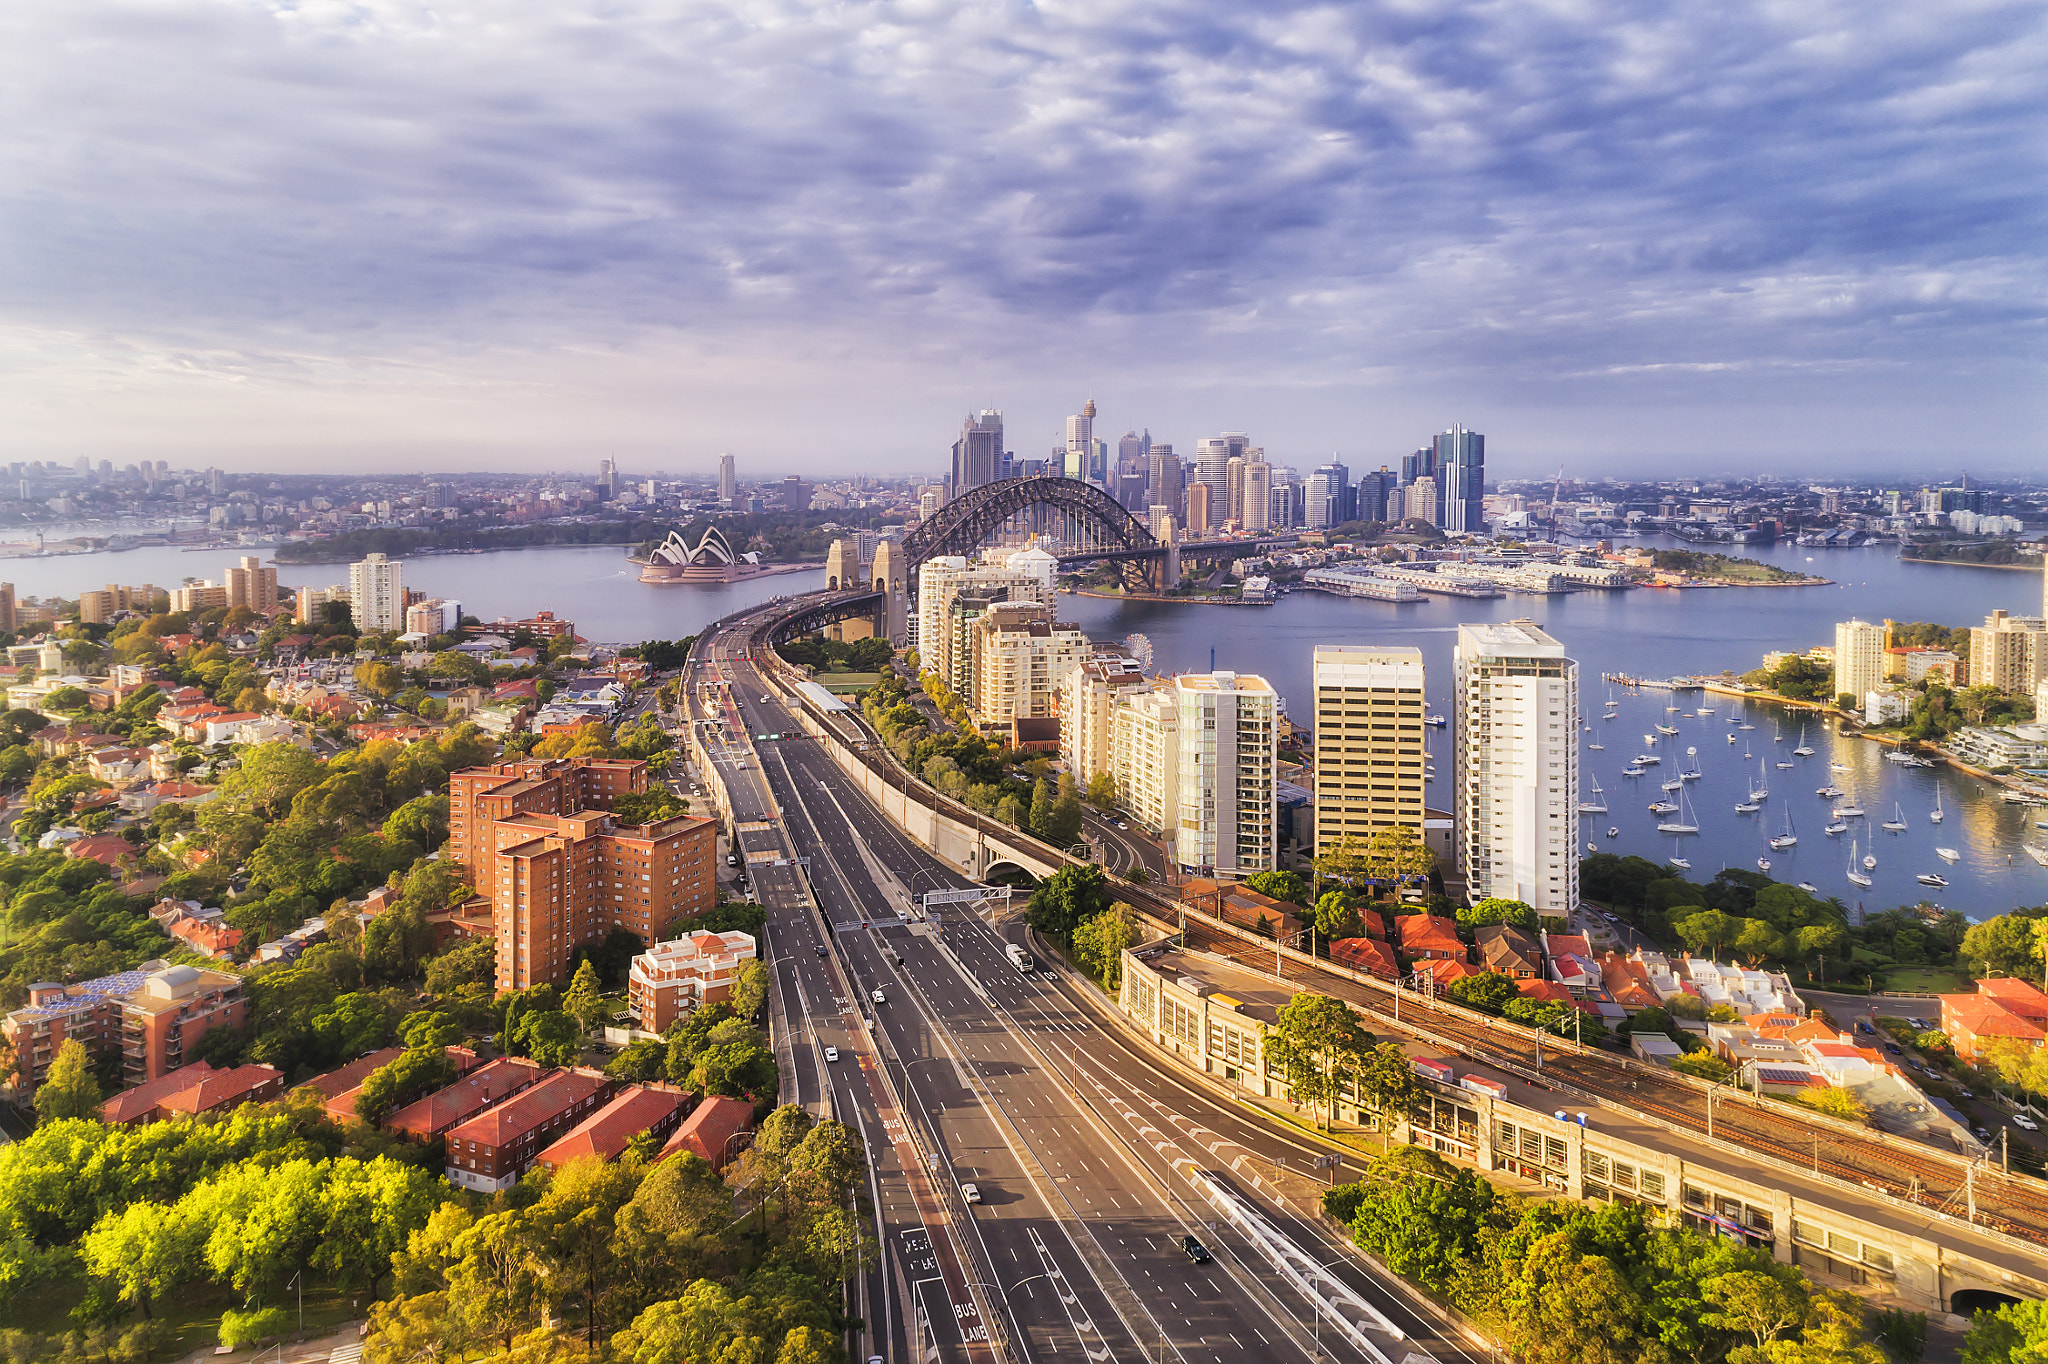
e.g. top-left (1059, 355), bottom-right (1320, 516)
top-left (1111, 688), bottom-right (1180, 835)
top-left (1175, 671), bottom-right (1277, 876)
top-left (347, 553), bottom-right (404, 632)
top-left (1312, 646), bottom-right (1426, 855)
top-left (1453, 621), bottom-right (1579, 914)
top-left (1834, 618), bottom-right (1889, 709)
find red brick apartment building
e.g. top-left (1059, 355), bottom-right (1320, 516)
top-left (534, 1085), bottom-right (685, 1172)
top-left (627, 929), bottom-right (758, 1033)
top-left (445, 1068), bottom-right (614, 1192)
top-left (447, 757), bottom-right (718, 990)
top-left (386, 1057), bottom-right (546, 1141)
top-left (101, 1062), bottom-right (285, 1125)
top-left (3, 961), bottom-right (246, 1101)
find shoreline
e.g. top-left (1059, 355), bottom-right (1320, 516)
top-left (1644, 576), bottom-right (1834, 589)
top-left (1068, 588), bottom-right (1272, 605)
top-left (1897, 555), bottom-right (2046, 574)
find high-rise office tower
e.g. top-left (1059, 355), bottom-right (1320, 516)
top-left (1240, 460), bottom-right (1272, 531)
top-left (1434, 426), bottom-right (1485, 532)
top-left (1224, 457), bottom-right (1245, 523)
top-left (1185, 481), bottom-right (1213, 534)
top-left (1454, 621), bottom-right (1579, 915)
top-left (1353, 467), bottom-right (1391, 524)
top-left (1313, 646), bottom-right (1426, 855)
top-left (1064, 399), bottom-right (1096, 481)
top-left (1174, 672), bottom-right (1277, 876)
top-left (1116, 471), bottom-right (1150, 512)
top-left (1400, 446), bottom-right (1432, 488)
top-left (951, 411), bottom-right (1005, 500)
top-left (1194, 432), bottom-right (1251, 504)
top-left (1147, 445), bottom-right (1182, 519)
top-left (1405, 476), bottom-right (1439, 526)
top-left (718, 453), bottom-right (737, 507)
top-left (1305, 462), bottom-right (1350, 530)
top-left (1118, 431), bottom-right (1148, 479)
top-left (348, 553), bottom-right (404, 632)
top-left (598, 459), bottom-right (617, 500)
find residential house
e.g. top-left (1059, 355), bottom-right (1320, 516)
top-left (1418, 956), bottom-right (1476, 990)
top-left (1330, 937), bottom-right (1397, 980)
top-left (1475, 924), bottom-right (1542, 979)
top-left (298, 1046), bottom-right (407, 1123)
top-left (1397, 914), bottom-right (1466, 963)
top-left (1542, 932), bottom-right (1601, 994)
top-left (1940, 978), bottom-right (2048, 1063)
top-left (1598, 952), bottom-right (1662, 1011)
top-left (386, 1057), bottom-right (547, 1141)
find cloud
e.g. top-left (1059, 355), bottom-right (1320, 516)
top-left (0, 0), bottom-right (2042, 473)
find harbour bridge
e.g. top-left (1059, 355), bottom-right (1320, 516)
top-left (773, 475), bottom-right (1296, 644)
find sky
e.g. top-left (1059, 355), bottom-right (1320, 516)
top-left (1, 0), bottom-right (2044, 483)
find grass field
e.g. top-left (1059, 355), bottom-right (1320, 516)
top-left (1, 1263), bottom-right (363, 1356)
top-left (814, 672), bottom-right (880, 693)
top-left (1877, 967), bottom-right (1969, 995)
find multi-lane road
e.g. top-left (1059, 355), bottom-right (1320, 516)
top-left (689, 613), bottom-right (1482, 1364)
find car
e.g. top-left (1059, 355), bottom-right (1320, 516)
top-left (960, 1183), bottom-right (981, 1204)
top-left (1975, 1126), bottom-right (1995, 1142)
top-left (816, 944), bottom-right (828, 958)
top-left (871, 988), bottom-right (886, 1005)
top-left (1884, 1043), bottom-right (1902, 1055)
top-left (1182, 1236), bottom-right (1211, 1264)
top-left (1959, 1088), bottom-right (1975, 1099)
top-left (2015, 1114), bottom-right (2041, 1131)
top-left (824, 1046), bottom-right (839, 1063)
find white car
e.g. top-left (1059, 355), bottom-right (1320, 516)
top-left (824, 1046), bottom-right (840, 1063)
top-left (960, 1182), bottom-right (982, 1204)
top-left (2015, 1113), bottom-right (2040, 1132)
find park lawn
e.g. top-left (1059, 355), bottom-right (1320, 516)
top-left (1879, 967), bottom-right (1970, 995)
top-left (0, 1262), bottom-right (365, 1356)
top-left (815, 672), bottom-right (880, 693)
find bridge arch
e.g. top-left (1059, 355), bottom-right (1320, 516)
top-left (903, 476), bottom-right (1155, 570)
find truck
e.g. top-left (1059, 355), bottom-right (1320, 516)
top-left (1006, 944), bottom-right (1033, 972)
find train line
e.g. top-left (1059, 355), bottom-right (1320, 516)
top-left (734, 592), bottom-right (2048, 1247)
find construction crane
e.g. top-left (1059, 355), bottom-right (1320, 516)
top-left (1549, 465), bottom-right (1566, 542)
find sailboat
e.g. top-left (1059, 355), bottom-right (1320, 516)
top-left (1824, 818), bottom-right (1848, 835)
top-left (1863, 847), bottom-right (1877, 870)
top-left (1661, 776), bottom-right (1685, 792)
top-left (1769, 809), bottom-right (1798, 851)
top-left (1773, 721), bottom-right (1784, 743)
top-left (1578, 776), bottom-right (1608, 815)
top-left (1682, 747), bottom-right (1702, 781)
top-left (1748, 757), bottom-right (1769, 804)
top-left (1793, 723), bottom-right (1815, 757)
top-left (1657, 788), bottom-right (1699, 835)
top-left (1589, 740), bottom-right (1605, 751)
top-left (1727, 733), bottom-right (1738, 744)
top-left (1847, 839), bottom-right (1873, 887)
top-left (1881, 802), bottom-right (1908, 833)
top-left (1930, 790), bottom-right (1944, 824)
top-left (1757, 855), bottom-right (1772, 872)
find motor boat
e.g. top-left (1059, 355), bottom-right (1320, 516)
top-left (1623, 765), bottom-right (1645, 777)
top-left (1636, 754), bottom-right (1662, 765)
top-left (1657, 724), bottom-right (1680, 736)
top-left (1728, 734), bottom-right (1738, 744)
top-left (1739, 723), bottom-right (1756, 731)
top-left (1424, 714), bottom-right (1447, 727)
top-left (1757, 857), bottom-right (1772, 872)
top-left (1935, 847), bottom-right (1961, 863)
top-left (1798, 882), bottom-right (1820, 895)
top-left (1587, 842), bottom-right (1599, 854)
top-left (1831, 762), bottom-right (1851, 771)
top-left (1662, 778), bottom-right (1685, 792)
top-left (1607, 826), bottom-right (1620, 838)
top-left (1833, 804), bottom-right (1865, 819)
top-left (1669, 857), bottom-right (1692, 869)
top-left (1816, 785), bottom-right (1842, 798)
top-left (1917, 872), bottom-right (1949, 888)
top-left (1649, 800), bottom-right (1679, 815)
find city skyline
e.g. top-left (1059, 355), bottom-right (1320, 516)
top-left (3, 5), bottom-right (2042, 477)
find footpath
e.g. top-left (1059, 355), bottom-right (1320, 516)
top-left (176, 1323), bottom-right (365, 1364)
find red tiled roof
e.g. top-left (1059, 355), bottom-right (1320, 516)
top-left (386, 1057), bottom-right (545, 1136)
top-left (1517, 979), bottom-right (1577, 1004)
top-left (64, 835), bottom-right (134, 867)
top-left (1420, 957), bottom-right (1476, 987)
top-left (103, 1062), bottom-right (217, 1124)
top-left (1330, 937), bottom-right (1397, 978)
top-left (1396, 915), bottom-right (1465, 957)
top-left (446, 1069), bottom-right (610, 1147)
top-left (296, 1047), bottom-right (405, 1102)
top-left (660, 1094), bottom-right (755, 1168)
top-left (1945, 995), bottom-right (2047, 1043)
top-left (534, 1086), bottom-right (683, 1170)
top-left (1979, 978), bottom-right (2048, 1022)
top-left (154, 1064), bottom-right (283, 1116)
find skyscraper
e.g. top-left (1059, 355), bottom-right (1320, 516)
top-left (1240, 460), bottom-right (1272, 531)
top-left (1836, 618), bottom-right (1890, 706)
top-left (1118, 431), bottom-right (1148, 479)
top-left (1174, 671), bottom-right (1277, 876)
top-left (951, 411), bottom-right (1004, 500)
top-left (1305, 462), bottom-right (1350, 530)
top-left (717, 453), bottom-right (737, 507)
top-left (598, 459), bottom-right (617, 500)
top-left (1147, 445), bottom-right (1182, 519)
top-left (1194, 432), bottom-right (1251, 505)
top-left (1185, 481), bottom-right (1213, 534)
top-left (1434, 426), bottom-right (1485, 532)
top-left (1313, 646), bottom-right (1426, 855)
top-left (225, 556), bottom-right (278, 613)
top-left (1454, 621), bottom-right (1579, 915)
top-left (1064, 399), bottom-right (1096, 482)
top-left (348, 553), bottom-right (404, 632)
top-left (1354, 467), bottom-right (1391, 524)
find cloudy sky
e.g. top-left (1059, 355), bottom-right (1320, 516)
top-left (2, 1), bottom-right (2043, 481)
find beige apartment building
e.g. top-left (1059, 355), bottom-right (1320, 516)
top-left (1111, 687), bottom-right (1180, 835)
top-left (225, 557), bottom-right (278, 613)
top-left (1833, 618), bottom-right (1888, 707)
top-left (1174, 671), bottom-right (1277, 876)
top-left (914, 548), bottom-right (1056, 692)
top-left (1061, 651), bottom-right (1150, 784)
top-left (1970, 609), bottom-right (2045, 696)
top-left (1312, 645), bottom-right (1427, 855)
top-left (967, 602), bottom-right (1087, 729)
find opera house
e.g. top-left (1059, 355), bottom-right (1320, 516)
top-left (638, 525), bottom-right (769, 583)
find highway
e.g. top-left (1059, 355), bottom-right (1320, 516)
top-left (689, 615), bottom-right (1485, 1364)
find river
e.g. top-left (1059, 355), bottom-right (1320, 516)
top-left (10, 533), bottom-right (2046, 915)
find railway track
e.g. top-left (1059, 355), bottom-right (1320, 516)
top-left (733, 592), bottom-right (2048, 1247)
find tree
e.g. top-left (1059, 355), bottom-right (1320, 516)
top-left (1675, 908), bottom-right (1742, 959)
top-left (355, 661), bottom-right (403, 698)
top-left (426, 938), bottom-right (499, 995)
top-left (35, 1038), bottom-right (103, 1122)
top-left (1313, 833), bottom-right (1369, 898)
top-left (1262, 993), bottom-right (1372, 1129)
top-left (1797, 1085), bottom-right (1871, 1125)
top-left (356, 1047), bottom-right (459, 1124)
top-left (1084, 771), bottom-right (1119, 808)
top-left (514, 1009), bottom-right (585, 1067)
top-left (611, 789), bottom-right (688, 825)
top-left (1243, 870), bottom-right (1310, 906)
top-left (1733, 917), bottom-right (1790, 966)
top-left (1364, 824), bottom-right (1435, 885)
top-left (1312, 890), bottom-right (1363, 942)
top-left (729, 959), bottom-right (770, 1017)
top-left (1671, 1051), bottom-right (1734, 1083)
top-left (1961, 1299), bottom-right (2048, 1364)
top-left (1025, 865), bottom-right (1112, 944)
top-left (1446, 971), bottom-right (1518, 1013)
top-left (1353, 1041), bottom-right (1424, 1147)
top-left (1963, 913), bottom-right (2043, 978)
top-left (1339, 1146), bottom-right (1496, 1290)
top-left (1703, 1267), bottom-right (1812, 1354)
top-left (1073, 908), bottom-right (1139, 990)
top-left (79, 1199), bottom-right (203, 1319)
top-left (564, 960), bottom-right (608, 1035)
top-left (1459, 897), bottom-right (1537, 931)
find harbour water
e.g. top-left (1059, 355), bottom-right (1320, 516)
top-left (11, 533), bottom-right (2046, 914)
